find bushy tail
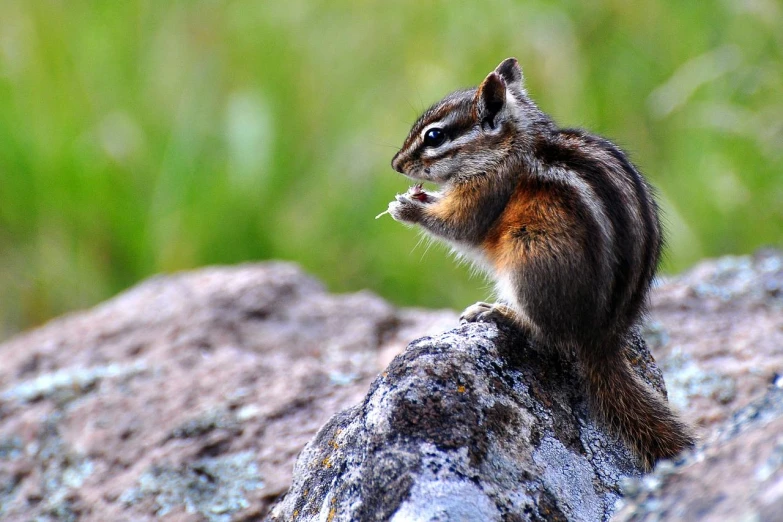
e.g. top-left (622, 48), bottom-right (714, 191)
top-left (583, 350), bottom-right (695, 470)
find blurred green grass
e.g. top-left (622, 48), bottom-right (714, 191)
top-left (0, 0), bottom-right (781, 339)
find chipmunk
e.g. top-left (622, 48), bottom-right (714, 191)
top-left (386, 58), bottom-right (694, 470)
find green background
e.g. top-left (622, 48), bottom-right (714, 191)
top-left (1, 0), bottom-right (781, 339)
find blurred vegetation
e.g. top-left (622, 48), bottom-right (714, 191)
top-left (0, 0), bottom-right (781, 339)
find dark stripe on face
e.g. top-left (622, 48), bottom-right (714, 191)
top-left (399, 89), bottom-right (478, 153)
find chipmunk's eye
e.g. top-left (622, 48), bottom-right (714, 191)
top-left (423, 128), bottom-right (446, 148)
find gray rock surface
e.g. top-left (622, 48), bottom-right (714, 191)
top-left (648, 249), bottom-right (783, 429)
top-left (1, 251), bottom-right (782, 521)
top-left (607, 249), bottom-right (783, 522)
top-left (267, 324), bottom-right (666, 522)
top-left (0, 263), bottom-right (455, 521)
top-left (615, 383), bottom-right (783, 522)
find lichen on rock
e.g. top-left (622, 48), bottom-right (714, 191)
top-left (268, 322), bottom-right (658, 521)
top-left (1, 252), bottom-right (781, 520)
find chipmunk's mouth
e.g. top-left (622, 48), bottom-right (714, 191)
top-left (403, 166), bottom-right (456, 187)
top-left (390, 162), bottom-right (443, 205)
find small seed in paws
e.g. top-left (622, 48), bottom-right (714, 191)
top-left (409, 184), bottom-right (429, 202)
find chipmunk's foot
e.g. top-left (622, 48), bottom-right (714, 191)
top-left (460, 302), bottom-right (518, 326)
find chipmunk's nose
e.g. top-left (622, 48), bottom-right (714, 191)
top-left (391, 154), bottom-right (404, 174)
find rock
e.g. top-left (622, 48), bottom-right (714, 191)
top-left (1, 251), bottom-right (782, 521)
top-left (614, 384), bottom-right (783, 521)
top-left (614, 249), bottom-right (783, 522)
top-left (0, 263), bottom-right (455, 521)
top-left (264, 249), bottom-right (783, 521)
top-left (266, 324), bottom-right (666, 522)
top-left (647, 249), bottom-right (783, 429)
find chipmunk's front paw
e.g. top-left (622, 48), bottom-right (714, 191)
top-left (388, 192), bottom-right (426, 224)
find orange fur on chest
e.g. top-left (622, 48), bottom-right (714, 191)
top-left (430, 182), bottom-right (484, 225)
top-left (481, 180), bottom-right (577, 271)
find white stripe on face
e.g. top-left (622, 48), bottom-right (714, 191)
top-left (421, 121), bottom-right (446, 140)
top-left (421, 128), bottom-right (481, 159)
top-left (396, 120), bottom-right (447, 160)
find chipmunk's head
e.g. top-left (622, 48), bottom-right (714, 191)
top-left (391, 58), bottom-right (548, 184)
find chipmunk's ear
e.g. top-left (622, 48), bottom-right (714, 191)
top-left (476, 71), bottom-right (506, 129)
top-left (494, 58), bottom-right (523, 89)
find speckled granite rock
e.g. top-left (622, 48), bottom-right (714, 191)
top-left (0, 263), bottom-right (455, 521)
top-left (648, 249), bottom-right (783, 429)
top-left (615, 383), bottom-right (783, 521)
top-left (614, 249), bottom-right (783, 521)
top-left (2, 251), bottom-right (783, 521)
top-left (267, 323), bottom-right (666, 522)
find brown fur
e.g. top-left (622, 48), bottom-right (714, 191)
top-left (584, 353), bottom-right (695, 470)
top-left (387, 58), bottom-right (695, 469)
top-left (482, 178), bottom-right (578, 271)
